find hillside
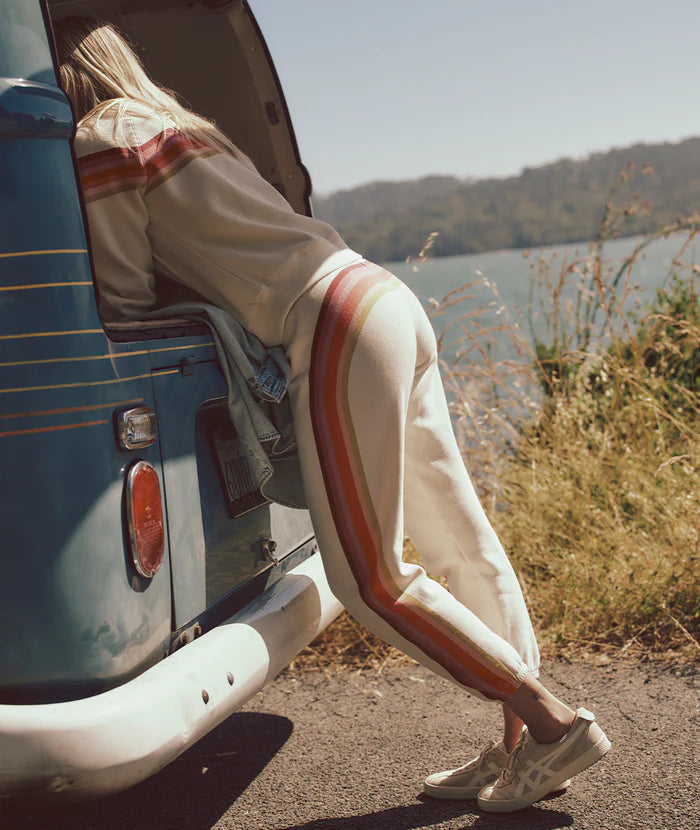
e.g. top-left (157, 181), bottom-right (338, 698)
top-left (313, 137), bottom-right (700, 261)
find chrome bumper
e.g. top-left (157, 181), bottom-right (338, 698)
top-left (0, 552), bottom-right (341, 800)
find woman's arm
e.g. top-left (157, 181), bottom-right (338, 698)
top-left (75, 105), bottom-right (161, 322)
top-left (82, 185), bottom-right (156, 322)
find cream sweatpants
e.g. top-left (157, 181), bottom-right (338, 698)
top-left (282, 258), bottom-right (540, 702)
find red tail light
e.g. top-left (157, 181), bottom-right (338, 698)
top-left (125, 461), bottom-right (165, 578)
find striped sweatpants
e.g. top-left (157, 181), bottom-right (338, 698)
top-left (282, 257), bottom-right (540, 702)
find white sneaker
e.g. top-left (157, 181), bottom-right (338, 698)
top-left (424, 740), bottom-right (571, 801)
top-left (477, 708), bottom-right (611, 812)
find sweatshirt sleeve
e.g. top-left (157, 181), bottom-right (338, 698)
top-left (83, 189), bottom-right (156, 323)
top-left (75, 107), bottom-right (160, 322)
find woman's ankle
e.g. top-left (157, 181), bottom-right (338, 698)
top-left (507, 678), bottom-right (575, 744)
top-left (501, 705), bottom-right (525, 752)
top-left (527, 715), bottom-right (574, 745)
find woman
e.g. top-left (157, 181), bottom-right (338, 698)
top-left (55, 17), bottom-right (609, 812)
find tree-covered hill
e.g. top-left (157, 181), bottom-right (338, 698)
top-left (312, 137), bottom-right (700, 261)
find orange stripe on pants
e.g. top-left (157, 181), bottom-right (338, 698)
top-left (283, 258), bottom-right (539, 702)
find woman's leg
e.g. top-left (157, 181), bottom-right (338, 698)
top-left (399, 323), bottom-right (539, 744)
top-left (284, 260), bottom-right (528, 702)
top-left (402, 358), bottom-right (540, 674)
top-left (502, 706), bottom-right (526, 752)
top-left (283, 259), bottom-right (609, 810)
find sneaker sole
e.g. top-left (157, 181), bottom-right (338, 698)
top-left (424, 777), bottom-right (572, 801)
top-left (477, 732), bottom-right (611, 812)
top-left (423, 781), bottom-right (485, 800)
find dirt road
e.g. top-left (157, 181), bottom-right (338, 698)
top-left (4, 658), bottom-right (698, 829)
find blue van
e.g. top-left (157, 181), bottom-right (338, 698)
top-left (0, 0), bottom-right (341, 799)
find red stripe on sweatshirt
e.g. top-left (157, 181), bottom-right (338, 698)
top-left (79, 129), bottom-right (219, 202)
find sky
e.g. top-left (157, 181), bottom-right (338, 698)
top-left (250, 0), bottom-right (700, 197)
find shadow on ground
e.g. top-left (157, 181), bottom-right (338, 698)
top-left (275, 793), bottom-right (574, 830)
top-left (2, 712), bottom-right (293, 830)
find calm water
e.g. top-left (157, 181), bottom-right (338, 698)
top-left (384, 233), bottom-right (698, 360)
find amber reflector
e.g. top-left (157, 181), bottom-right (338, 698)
top-left (126, 461), bottom-right (165, 578)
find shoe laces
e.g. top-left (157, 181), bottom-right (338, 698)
top-left (459, 740), bottom-right (496, 774)
top-left (478, 740), bottom-right (497, 762)
top-left (502, 732), bottom-right (528, 784)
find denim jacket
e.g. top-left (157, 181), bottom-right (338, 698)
top-left (132, 302), bottom-right (307, 509)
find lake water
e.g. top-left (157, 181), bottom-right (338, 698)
top-left (381, 233), bottom-right (698, 460)
top-left (383, 233), bottom-right (698, 361)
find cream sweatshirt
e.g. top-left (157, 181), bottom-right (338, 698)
top-left (74, 99), bottom-right (355, 345)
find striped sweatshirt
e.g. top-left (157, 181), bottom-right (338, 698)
top-left (74, 99), bottom-right (353, 345)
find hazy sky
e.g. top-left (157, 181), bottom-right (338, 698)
top-left (250, 0), bottom-right (699, 196)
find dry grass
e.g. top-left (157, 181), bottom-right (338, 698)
top-left (292, 189), bottom-right (699, 674)
top-left (491, 347), bottom-right (699, 661)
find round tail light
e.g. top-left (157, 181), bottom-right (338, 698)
top-left (125, 461), bottom-right (165, 578)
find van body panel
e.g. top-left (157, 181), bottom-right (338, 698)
top-left (0, 0), bottom-right (55, 84)
top-left (0, 0), bottom-right (339, 796)
top-left (0, 17), bottom-right (176, 696)
top-left (0, 553), bottom-right (343, 800)
top-left (153, 362), bottom-right (316, 628)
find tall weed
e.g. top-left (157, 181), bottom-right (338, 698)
top-left (295, 177), bottom-right (699, 672)
top-left (437, 182), bottom-right (699, 659)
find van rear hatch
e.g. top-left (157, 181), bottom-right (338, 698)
top-left (49, 0), bottom-right (313, 214)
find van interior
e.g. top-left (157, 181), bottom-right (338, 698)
top-left (46, 0), bottom-right (312, 216)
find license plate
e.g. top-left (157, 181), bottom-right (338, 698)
top-left (211, 426), bottom-right (269, 518)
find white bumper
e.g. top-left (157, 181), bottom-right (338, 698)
top-left (0, 553), bottom-right (342, 800)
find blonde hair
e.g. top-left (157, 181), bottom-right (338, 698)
top-left (54, 16), bottom-right (238, 156)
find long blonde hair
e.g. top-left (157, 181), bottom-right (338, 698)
top-left (54, 16), bottom-right (238, 155)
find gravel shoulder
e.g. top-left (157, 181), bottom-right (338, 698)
top-left (4, 658), bottom-right (698, 830)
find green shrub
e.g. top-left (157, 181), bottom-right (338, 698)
top-left (492, 261), bottom-right (699, 657)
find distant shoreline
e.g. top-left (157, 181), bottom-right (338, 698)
top-left (314, 136), bottom-right (700, 263)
